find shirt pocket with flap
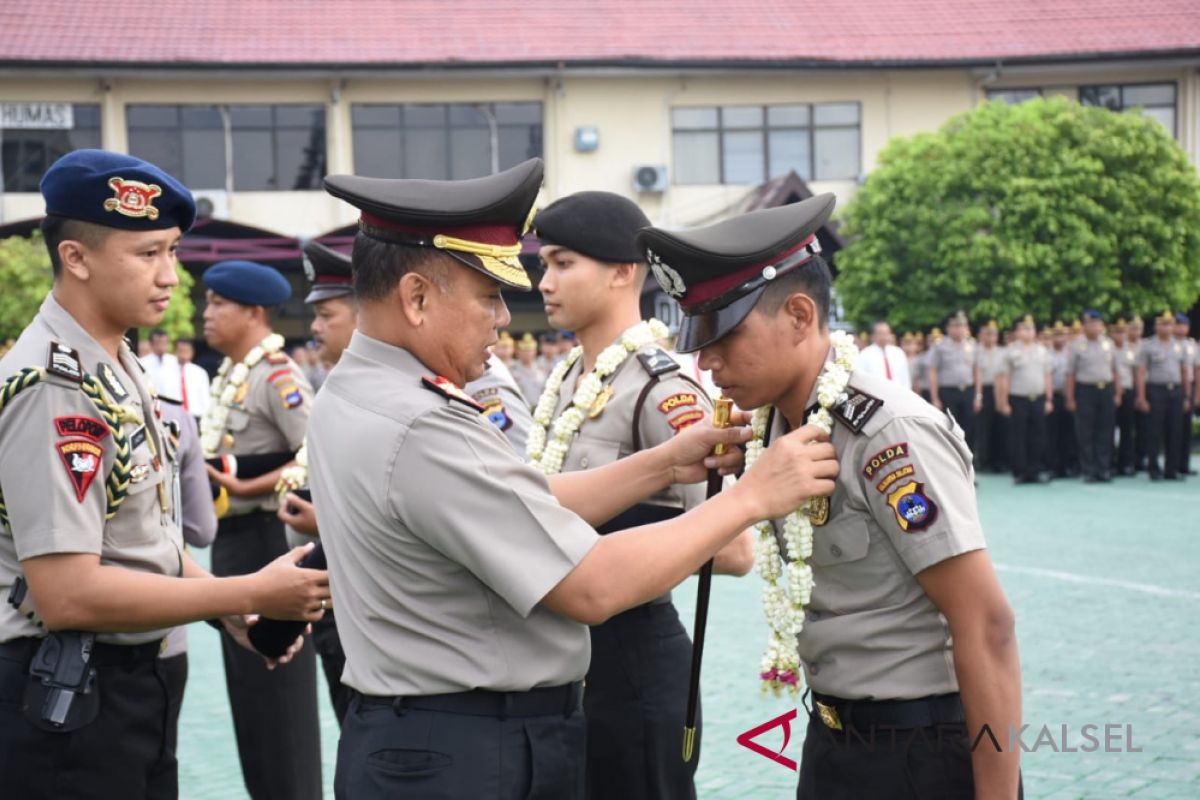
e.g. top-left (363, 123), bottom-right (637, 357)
top-left (564, 435), bottom-right (621, 472)
top-left (808, 514), bottom-right (909, 614)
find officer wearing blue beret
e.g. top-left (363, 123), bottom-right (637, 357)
top-left (198, 259), bottom-right (323, 800)
top-left (0, 151), bottom-right (329, 799)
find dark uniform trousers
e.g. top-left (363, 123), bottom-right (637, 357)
top-left (1115, 388), bottom-right (1137, 473)
top-left (1047, 392), bottom-right (1078, 476)
top-left (1135, 404), bottom-right (1151, 471)
top-left (1146, 384), bottom-right (1184, 478)
top-left (1073, 383), bottom-right (1115, 479)
top-left (975, 385), bottom-right (1006, 472)
top-left (0, 637), bottom-right (175, 800)
top-left (1179, 404), bottom-right (1194, 475)
top-left (1008, 395), bottom-right (1047, 482)
top-left (213, 511), bottom-right (322, 800)
top-left (312, 609), bottom-right (352, 726)
top-left (336, 686), bottom-right (586, 799)
top-left (161, 652), bottom-right (188, 765)
top-left (937, 387), bottom-right (974, 448)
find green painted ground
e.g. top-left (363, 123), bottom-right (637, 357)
top-left (178, 468), bottom-right (1199, 799)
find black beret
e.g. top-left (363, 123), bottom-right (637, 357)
top-left (635, 193), bottom-right (835, 353)
top-left (533, 191), bottom-right (651, 264)
top-left (203, 261), bottom-right (292, 307)
top-left (323, 159), bottom-right (543, 291)
top-left (41, 149), bottom-right (195, 233)
top-left (302, 241), bottom-right (353, 304)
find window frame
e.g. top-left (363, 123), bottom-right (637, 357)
top-left (1078, 81), bottom-right (1178, 137)
top-left (1, 102), bottom-right (103, 193)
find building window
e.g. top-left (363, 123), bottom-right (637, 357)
top-left (1, 103), bottom-right (101, 192)
top-left (351, 103), bottom-right (543, 180)
top-left (986, 88), bottom-right (1043, 104)
top-left (126, 104), bottom-right (326, 191)
top-left (1079, 83), bottom-right (1176, 136)
top-left (672, 103), bottom-right (861, 185)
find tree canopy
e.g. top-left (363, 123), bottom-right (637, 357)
top-left (835, 96), bottom-right (1200, 331)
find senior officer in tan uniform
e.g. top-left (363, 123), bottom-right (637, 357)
top-left (309, 159), bottom-right (838, 799)
top-left (637, 195), bottom-right (1022, 800)
top-left (927, 310), bottom-right (976, 444)
top-left (996, 316), bottom-right (1054, 485)
top-left (1136, 311), bottom-right (1189, 481)
top-left (200, 260), bottom-right (322, 800)
top-left (533, 191), bottom-right (753, 800)
top-left (1064, 310), bottom-right (1120, 483)
top-left (0, 150), bottom-right (327, 800)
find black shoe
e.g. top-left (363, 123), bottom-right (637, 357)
top-left (1118, 466), bottom-right (1136, 477)
top-left (1164, 473), bottom-right (1181, 481)
top-left (1036, 474), bottom-right (1051, 484)
top-left (1083, 475), bottom-right (1100, 484)
top-left (1150, 472), bottom-right (1163, 482)
top-left (1099, 472), bottom-right (1113, 482)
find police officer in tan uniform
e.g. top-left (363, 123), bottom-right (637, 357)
top-left (0, 150), bottom-right (327, 800)
top-left (1173, 313), bottom-right (1196, 475)
top-left (1136, 311), bottom-right (1189, 481)
top-left (637, 195), bottom-right (1022, 800)
top-left (1065, 310), bottom-right (1120, 483)
top-left (996, 316), bottom-right (1053, 485)
top-left (309, 159), bottom-right (837, 799)
top-left (928, 311), bottom-right (975, 443)
top-left (1111, 319), bottom-right (1139, 476)
top-left (200, 260), bottom-right (322, 800)
top-left (1047, 321), bottom-right (1079, 477)
top-left (973, 320), bottom-right (1006, 473)
top-left (511, 332), bottom-right (547, 407)
top-left (533, 191), bottom-right (752, 799)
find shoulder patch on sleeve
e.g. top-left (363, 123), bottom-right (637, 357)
top-left (886, 480), bottom-right (938, 533)
top-left (421, 376), bottom-right (486, 413)
top-left (668, 409), bottom-right (705, 431)
top-left (636, 347), bottom-right (680, 378)
top-left (480, 397), bottom-right (513, 431)
top-left (56, 439), bottom-right (104, 502)
top-left (862, 441), bottom-right (910, 478)
top-left (279, 385), bottom-right (304, 410)
top-left (55, 416), bottom-right (110, 443)
top-left (46, 342), bottom-right (83, 384)
top-left (266, 368), bottom-right (293, 385)
top-left (832, 388), bottom-right (883, 434)
top-left (658, 391), bottom-right (700, 415)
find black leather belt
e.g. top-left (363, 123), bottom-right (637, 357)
top-left (0, 636), bottom-right (163, 667)
top-left (357, 681), bottom-right (583, 719)
top-left (809, 691), bottom-right (964, 732)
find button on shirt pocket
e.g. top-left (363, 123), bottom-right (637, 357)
top-left (564, 436), bottom-right (621, 473)
top-left (808, 515), bottom-right (908, 616)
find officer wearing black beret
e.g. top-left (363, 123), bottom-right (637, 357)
top-left (309, 160), bottom-right (836, 799)
top-left (0, 150), bottom-right (328, 799)
top-left (637, 196), bottom-right (1023, 799)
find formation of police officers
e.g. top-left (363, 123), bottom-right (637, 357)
top-left (2, 148), bottom-right (1038, 800)
top-left (887, 311), bottom-right (1197, 484)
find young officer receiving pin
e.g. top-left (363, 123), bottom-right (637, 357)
top-left (637, 195), bottom-right (1023, 800)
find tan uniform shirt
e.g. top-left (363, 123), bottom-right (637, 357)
top-left (1001, 342), bottom-right (1051, 398)
top-left (1137, 338), bottom-right (1187, 386)
top-left (929, 339), bottom-right (975, 389)
top-left (912, 352), bottom-right (928, 391)
top-left (509, 360), bottom-right (546, 410)
top-left (1067, 336), bottom-right (1118, 386)
top-left (1116, 343), bottom-right (1138, 391)
top-left (0, 294), bottom-right (182, 645)
top-left (467, 355), bottom-right (534, 455)
top-left (766, 365), bottom-right (986, 700)
top-left (974, 345), bottom-right (1004, 387)
top-left (1050, 347), bottom-right (1069, 392)
top-left (307, 332), bottom-right (598, 696)
top-left (209, 350), bottom-right (312, 515)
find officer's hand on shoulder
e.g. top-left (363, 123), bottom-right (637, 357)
top-left (661, 410), bottom-right (753, 484)
top-left (250, 543), bottom-right (331, 622)
top-left (734, 424), bottom-right (838, 521)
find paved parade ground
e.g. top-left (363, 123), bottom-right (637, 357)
top-left (178, 468), bottom-right (1199, 799)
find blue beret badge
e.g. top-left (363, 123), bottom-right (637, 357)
top-left (886, 480), bottom-right (937, 533)
top-left (105, 177), bottom-right (162, 220)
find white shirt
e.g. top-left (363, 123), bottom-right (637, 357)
top-left (179, 362), bottom-right (211, 417)
top-left (141, 352), bottom-right (182, 402)
top-left (858, 343), bottom-right (912, 389)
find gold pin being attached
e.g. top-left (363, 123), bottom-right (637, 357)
top-left (588, 385), bottom-right (614, 418)
top-left (711, 397), bottom-right (733, 456)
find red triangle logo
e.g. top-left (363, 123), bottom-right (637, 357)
top-left (736, 708), bottom-right (799, 772)
top-left (56, 439), bottom-right (103, 502)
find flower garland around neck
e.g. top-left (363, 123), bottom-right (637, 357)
top-left (526, 319), bottom-right (670, 475)
top-left (201, 333), bottom-right (285, 458)
top-left (745, 329), bottom-right (857, 696)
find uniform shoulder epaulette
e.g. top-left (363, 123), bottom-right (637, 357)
top-left (46, 341), bottom-right (84, 384)
top-left (832, 387), bottom-right (883, 434)
top-left (636, 346), bottom-right (680, 378)
top-left (265, 352), bottom-right (290, 366)
top-left (421, 376), bottom-right (486, 413)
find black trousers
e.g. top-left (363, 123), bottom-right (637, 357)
top-left (1179, 404), bottom-right (1195, 474)
top-left (0, 639), bottom-right (176, 799)
top-left (161, 652), bottom-right (188, 765)
top-left (312, 608), bottom-right (352, 727)
top-left (1115, 388), bottom-right (1137, 472)
top-left (1146, 384), bottom-right (1184, 478)
top-left (937, 386), bottom-right (975, 445)
top-left (974, 386), bottom-right (997, 471)
top-left (1047, 392), bottom-right (1078, 475)
top-left (1074, 383), bottom-right (1115, 479)
top-left (1135, 404), bottom-right (1151, 470)
top-left (585, 601), bottom-right (698, 800)
top-left (213, 512), bottom-right (322, 800)
top-left (1008, 395), bottom-right (1047, 481)
top-left (335, 692), bottom-right (586, 799)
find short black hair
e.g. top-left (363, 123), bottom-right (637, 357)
top-left (150, 329), bottom-right (168, 340)
top-left (755, 254), bottom-right (833, 325)
top-left (40, 214), bottom-right (112, 278)
top-left (351, 233), bottom-right (450, 301)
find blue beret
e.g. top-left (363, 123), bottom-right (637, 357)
top-left (40, 149), bottom-right (195, 233)
top-left (1175, 312), bottom-right (1189, 324)
top-left (203, 261), bottom-right (292, 306)
top-left (1082, 309), bottom-right (1104, 321)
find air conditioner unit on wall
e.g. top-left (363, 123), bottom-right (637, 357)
top-left (191, 189), bottom-right (229, 220)
top-left (632, 165), bottom-right (668, 193)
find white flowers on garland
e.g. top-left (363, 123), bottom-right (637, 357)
top-left (200, 333), bottom-right (285, 458)
top-left (745, 329), bottom-right (857, 696)
top-left (276, 442), bottom-right (308, 499)
top-left (526, 319), bottom-right (670, 474)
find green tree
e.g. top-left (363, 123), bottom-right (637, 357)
top-left (835, 97), bottom-right (1200, 331)
top-left (0, 232), bottom-right (194, 344)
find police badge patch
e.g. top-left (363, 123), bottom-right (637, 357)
top-left (885, 480), bottom-right (937, 533)
top-left (56, 440), bottom-right (103, 502)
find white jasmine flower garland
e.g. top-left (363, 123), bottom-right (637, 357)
top-left (526, 319), bottom-right (669, 474)
top-left (200, 333), bottom-right (285, 458)
top-left (745, 330), bottom-right (857, 696)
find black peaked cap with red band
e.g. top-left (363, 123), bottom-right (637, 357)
top-left (322, 158), bottom-right (543, 291)
top-left (635, 193), bottom-right (836, 353)
top-left (302, 241), bottom-right (353, 304)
